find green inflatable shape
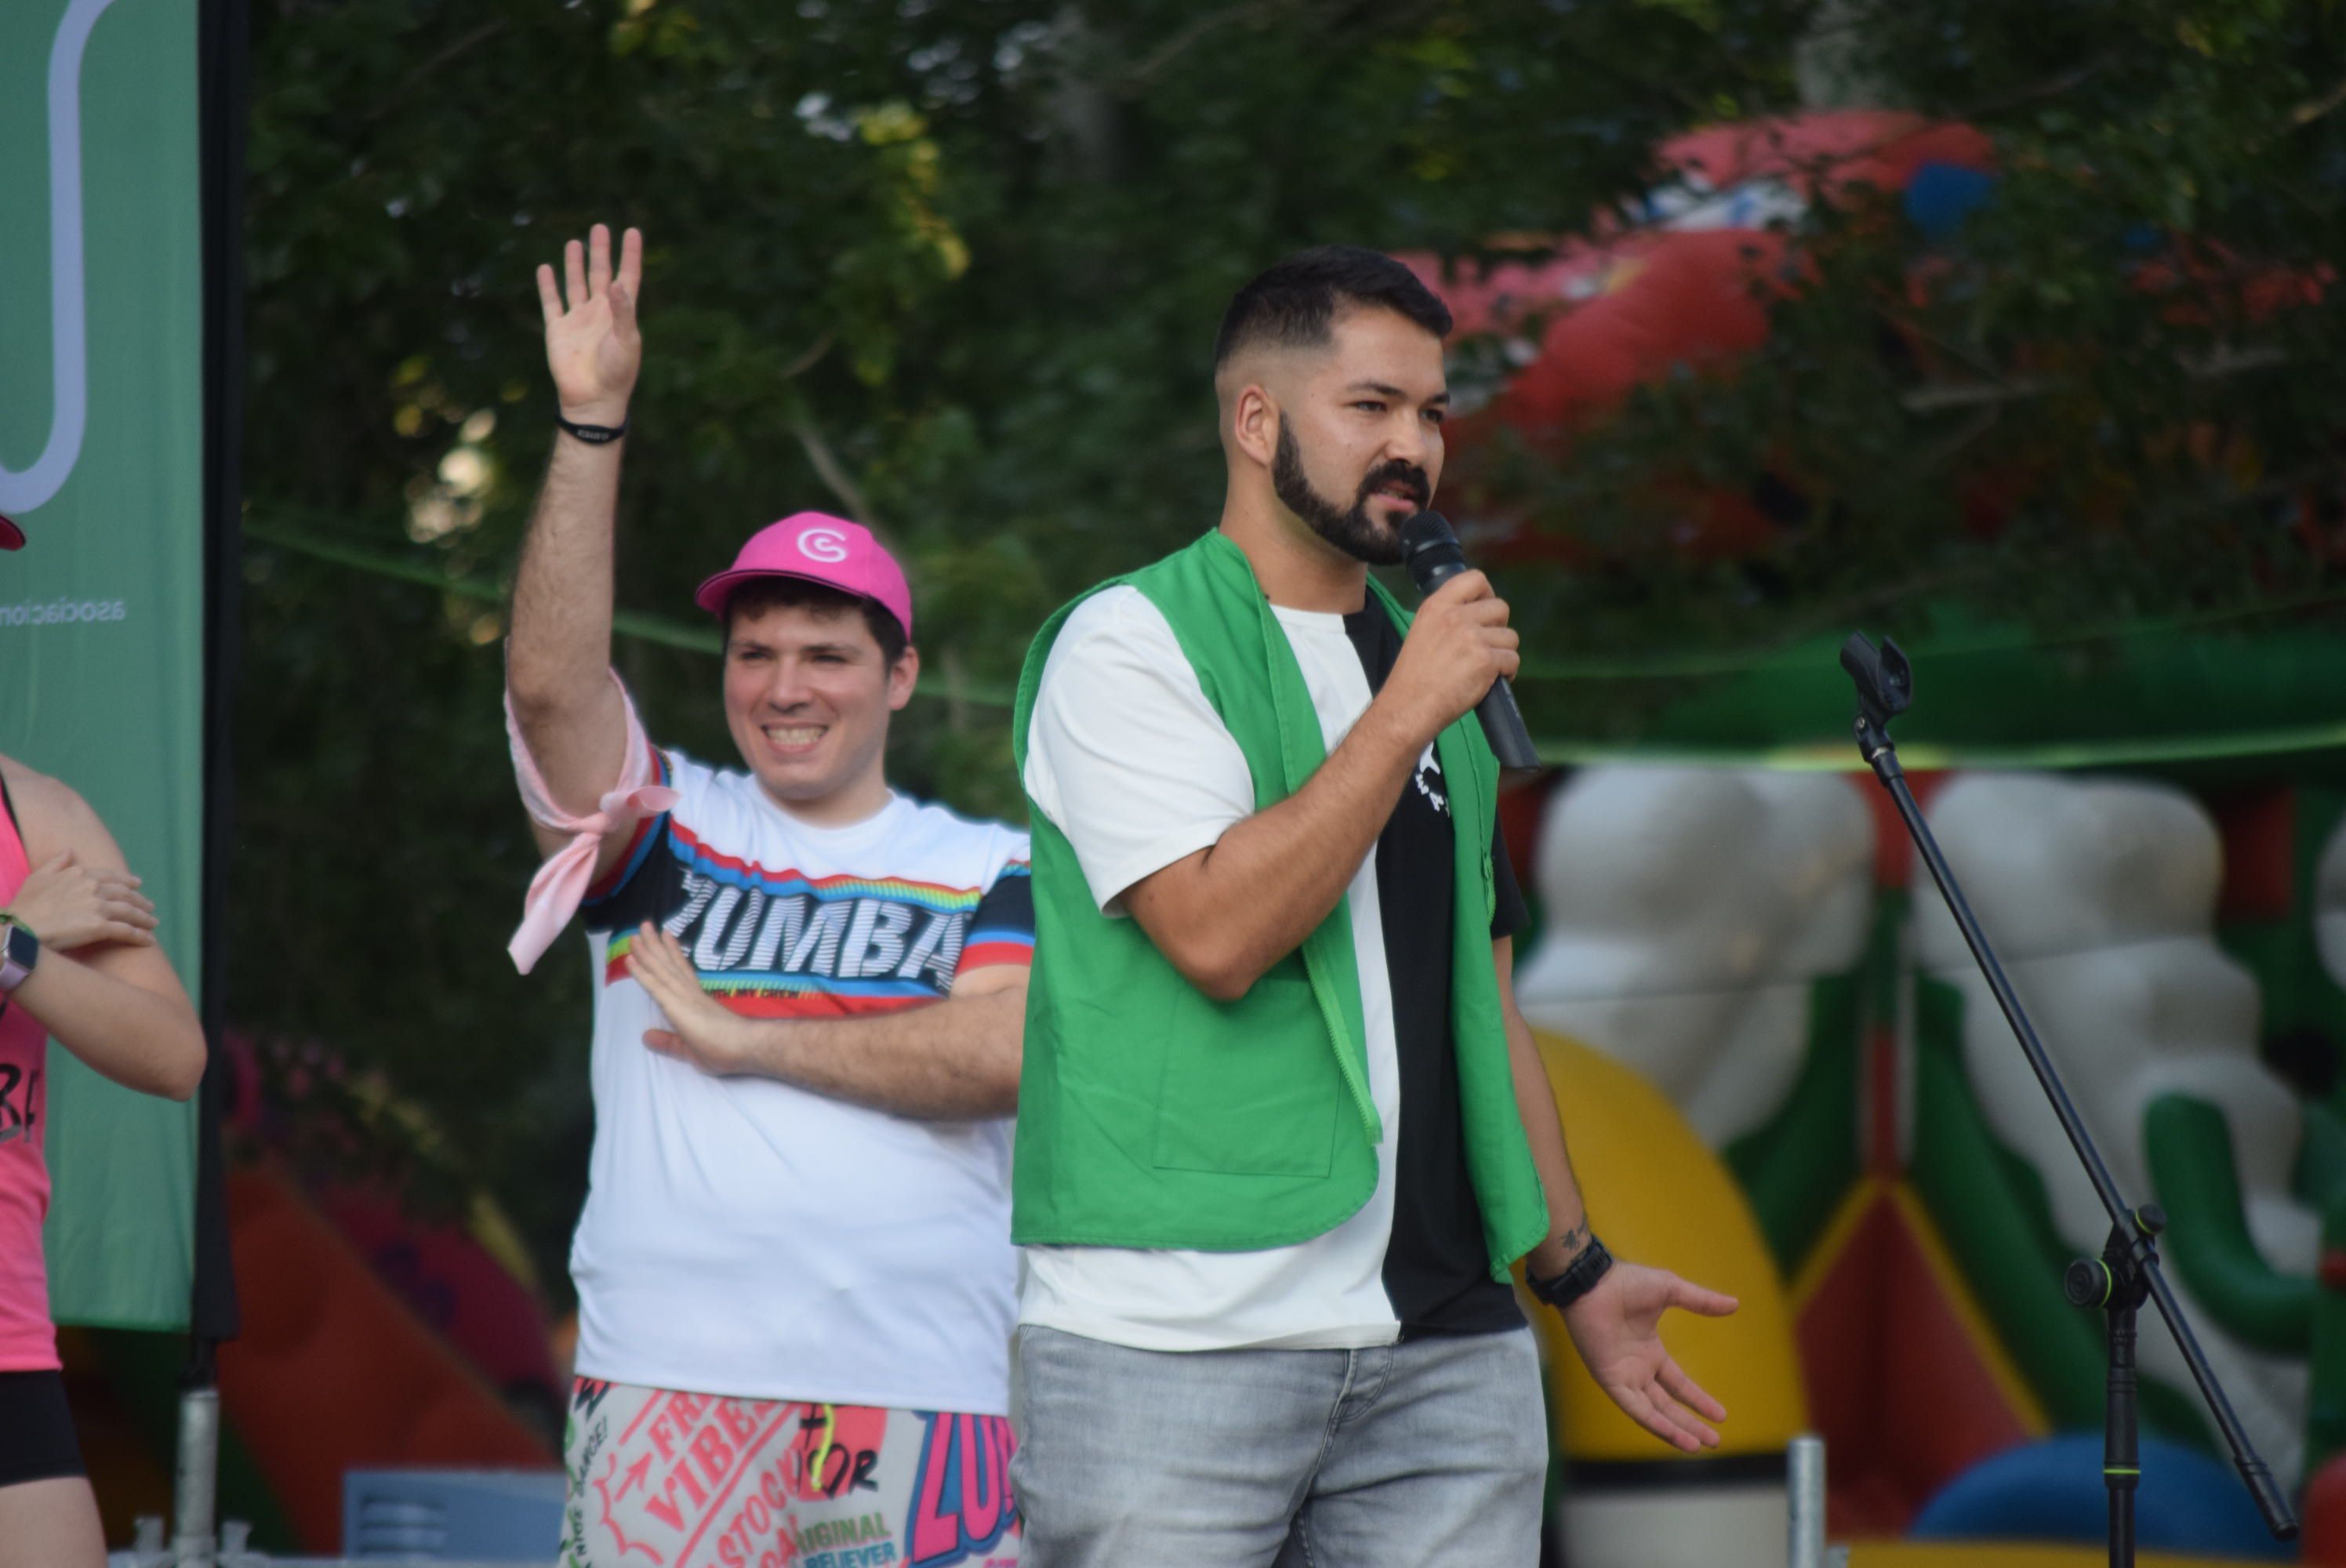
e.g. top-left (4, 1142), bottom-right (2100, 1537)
top-left (1530, 619), bottom-right (2346, 768)
top-left (1726, 971), bottom-right (1865, 1270)
top-left (2143, 1094), bottom-right (2315, 1356)
top-left (1910, 979), bottom-right (2211, 1450)
top-left (2297, 1101), bottom-right (2346, 1209)
top-left (2304, 1203), bottom-right (2346, 1475)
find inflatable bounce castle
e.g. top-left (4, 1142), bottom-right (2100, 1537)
top-left (1416, 108), bottom-right (2346, 1566)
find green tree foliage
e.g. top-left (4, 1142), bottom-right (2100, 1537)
top-left (234, 0), bottom-right (2344, 1293)
top-left (1485, 0), bottom-right (2346, 735)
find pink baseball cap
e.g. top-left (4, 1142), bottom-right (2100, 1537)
top-left (692, 511), bottom-right (913, 640)
top-left (0, 515), bottom-right (21, 551)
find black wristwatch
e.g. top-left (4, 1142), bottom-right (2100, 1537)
top-left (0, 917), bottom-right (39, 993)
top-left (1526, 1234), bottom-right (1614, 1312)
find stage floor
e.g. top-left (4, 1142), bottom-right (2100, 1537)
top-left (1850, 1544), bottom-right (2279, 1567)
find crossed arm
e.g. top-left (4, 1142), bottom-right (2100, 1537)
top-left (0, 762), bottom-right (205, 1101)
top-left (625, 920), bottom-right (1025, 1119)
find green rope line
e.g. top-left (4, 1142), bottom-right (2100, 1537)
top-left (242, 516), bottom-right (1018, 703)
top-left (1532, 723), bottom-right (2346, 774)
top-left (246, 515), bottom-right (2346, 771)
top-left (1516, 587), bottom-right (2346, 682)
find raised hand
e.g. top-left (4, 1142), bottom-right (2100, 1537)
top-left (1560, 1262), bottom-right (1737, 1454)
top-left (1, 850), bottom-right (158, 953)
top-left (536, 223), bottom-right (644, 426)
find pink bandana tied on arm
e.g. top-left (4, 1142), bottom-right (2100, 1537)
top-left (506, 672), bottom-right (677, 974)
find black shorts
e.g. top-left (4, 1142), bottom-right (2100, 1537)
top-left (0, 1370), bottom-right (83, 1486)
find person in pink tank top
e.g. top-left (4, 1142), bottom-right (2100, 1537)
top-left (0, 519), bottom-right (208, 1568)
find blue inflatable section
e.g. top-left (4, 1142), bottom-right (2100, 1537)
top-left (1901, 162), bottom-right (1996, 242)
top-left (1911, 1432), bottom-right (2291, 1559)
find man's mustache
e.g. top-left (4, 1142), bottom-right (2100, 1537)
top-left (1360, 463), bottom-right (1430, 506)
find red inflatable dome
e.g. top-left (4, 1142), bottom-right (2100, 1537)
top-left (1399, 111), bottom-right (1998, 561)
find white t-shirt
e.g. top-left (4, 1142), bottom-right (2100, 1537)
top-left (568, 753), bottom-right (1033, 1413)
top-left (1019, 585), bottom-right (1407, 1351)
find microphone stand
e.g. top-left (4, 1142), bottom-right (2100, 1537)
top-left (1838, 633), bottom-right (2298, 1566)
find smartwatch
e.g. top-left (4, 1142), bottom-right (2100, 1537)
top-left (1526, 1234), bottom-right (1614, 1312)
top-left (0, 919), bottom-right (38, 993)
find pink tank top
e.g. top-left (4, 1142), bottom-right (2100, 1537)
top-left (0, 775), bottom-right (58, 1370)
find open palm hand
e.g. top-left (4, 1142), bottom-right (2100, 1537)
top-left (1560, 1261), bottom-right (1738, 1454)
top-left (535, 223), bottom-right (644, 424)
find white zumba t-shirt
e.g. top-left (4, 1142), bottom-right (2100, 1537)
top-left (568, 751), bottom-right (1033, 1414)
top-left (1020, 585), bottom-right (1410, 1352)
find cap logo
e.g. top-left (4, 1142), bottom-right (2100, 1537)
top-left (797, 526), bottom-right (850, 564)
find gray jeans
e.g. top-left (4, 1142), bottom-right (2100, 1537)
top-left (1008, 1323), bottom-right (1547, 1568)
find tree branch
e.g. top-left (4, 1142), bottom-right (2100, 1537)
top-left (779, 332), bottom-right (835, 382)
top-left (1120, 0), bottom-right (1300, 91)
top-left (1954, 50), bottom-right (2124, 124)
top-left (1908, 403), bottom-right (2002, 474)
top-left (788, 418), bottom-right (884, 535)
top-left (364, 20), bottom-right (511, 125)
top-left (1118, 0), bottom-right (1441, 93)
top-left (2292, 73), bottom-right (2346, 128)
top-left (1900, 346), bottom-right (2290, 412)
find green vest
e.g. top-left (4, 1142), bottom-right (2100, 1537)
top-left (1008, 530), bottom-right (1549, 1276)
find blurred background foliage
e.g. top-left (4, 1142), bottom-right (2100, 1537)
top-left (233, 0), bottom-right (2346, 1301)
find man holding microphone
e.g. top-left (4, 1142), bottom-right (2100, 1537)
top-left (1008, 245), bottom-right (1736, 1565)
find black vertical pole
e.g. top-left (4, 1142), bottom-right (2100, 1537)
top-left (2067, 1218), bottom-right (2155, 1568)
top-left (192, 0), bottom-right (249, 1356)
top-left (176, 2), bottom-right (249, 1556)
top-left (2109, 1291), bottom-right (2137, 1568)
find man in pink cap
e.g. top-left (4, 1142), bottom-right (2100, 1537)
top-left (505, 224), bottom-right (1029, 1568)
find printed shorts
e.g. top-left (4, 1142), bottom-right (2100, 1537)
top-left (560, 1377), bottom-right (1020, 1568)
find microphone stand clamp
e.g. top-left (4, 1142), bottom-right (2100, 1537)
top-left (1839, 633), bottom-right (1912, 778)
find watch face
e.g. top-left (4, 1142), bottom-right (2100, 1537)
top-left (2, 921), bottom-right (34, 973)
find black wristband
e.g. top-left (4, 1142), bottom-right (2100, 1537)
top-left (1527, 1235), bottom-right (1613, 1312)
top-left (557, 412), bottom-right (628, 445)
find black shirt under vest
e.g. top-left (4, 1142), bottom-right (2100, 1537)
top-left (1343, 603), bottom-right (1533, 1338)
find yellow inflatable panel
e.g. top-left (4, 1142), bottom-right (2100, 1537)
top-left (1532, 1029), bottom-right (1810, 1460)
top-left (1849, 1544), bottom-right (2270, 1567)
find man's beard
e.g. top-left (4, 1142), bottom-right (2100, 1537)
top-left (1272, 423), bottom-right (1427, 567)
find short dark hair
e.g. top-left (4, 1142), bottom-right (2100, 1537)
top-left (722, 575), bottom-right (909, 666)
top-left (1212, 245), bottom-right (1453, 372)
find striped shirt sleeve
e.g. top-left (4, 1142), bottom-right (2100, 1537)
top-left (580, 742), bottom-right (678, 910)
top-left (954, 858), bottom-right (1034, 975)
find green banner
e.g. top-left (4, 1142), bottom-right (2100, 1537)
top-left (0, 0), bottom-right (204, 1331)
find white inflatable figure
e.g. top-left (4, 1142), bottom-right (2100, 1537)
top-left (1916, 773), bottom-right (2314, 1483)
top-left (1518, 767), bottom-right (1870, 1568)
top-left (2313, 818), bottom-right (2346, 989)
top-left (1514, 766), bottom-right (1875, 1149)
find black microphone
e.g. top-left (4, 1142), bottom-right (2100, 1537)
top-left (1396, 510), bottom-right (1542, 773)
